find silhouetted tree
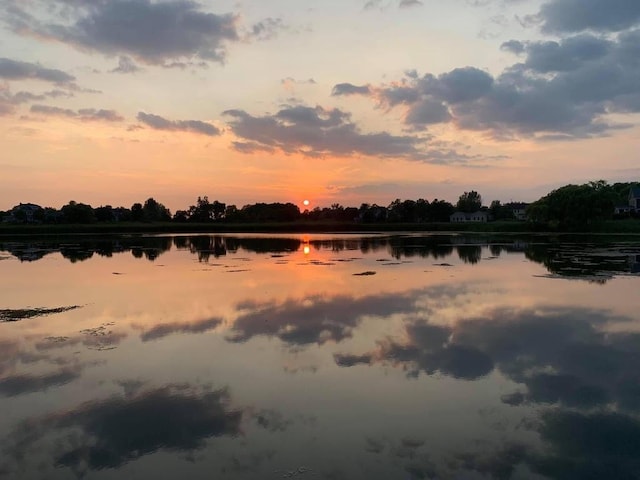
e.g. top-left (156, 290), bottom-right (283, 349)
top-left (358, 203), bottom-right (386, 223)
top-left (224, 205), bottom-right (240, 222)
top-left (489, 200), bottom-right (515, 221)
top-left (61, 201), bottom-right (96, 223)
top-left (388, 199), bottom-right (417, 222)
top-left (240, 203), bottom-right (300, 222)
top-left (142, 197), bottom-right (171, 222)
top-left (113, 207), bottom-right (132, 222)
top-left (131, 203), bottom-right (144, 221)
top-left (429, 199), bottom-right (455, 222)
top-left (457, 191), bottom-right (482, 213)
top-left (187, 196), bottom-right (226, 222)
top-left (95, 205), bottom-right (115, 222)
top-left (173, 210), bottom-right (188, 222)
top-left (415, 199), bottom-right (430, 222)
top-left (527, 180), bottom-right (617, 228)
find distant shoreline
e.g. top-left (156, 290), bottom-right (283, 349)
top-left (1, 220), bottom-right (639, 236)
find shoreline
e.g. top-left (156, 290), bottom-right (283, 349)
top-left (1, 220), bottom-right (639, 236)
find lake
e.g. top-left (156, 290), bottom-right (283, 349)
top-left (1, 233), bottom-right (640, 479)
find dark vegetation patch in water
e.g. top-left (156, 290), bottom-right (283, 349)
top-left (0, 305), bottom-right (82, 322)
top-left (353, 271), bottom-right (377, 276)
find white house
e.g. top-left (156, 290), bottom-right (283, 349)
top-left (629, 186), bottom-right (640, 211)
top-left (508, 202), bottom-right (529, 221)
top-left (450, 211), bottom-right (488, 223)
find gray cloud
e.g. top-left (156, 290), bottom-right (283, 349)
top-left (137, 112), bottom-right (221, 136)
top-left (364, 0), bottom-right (422, 10)
top-left (110, 55), bottom-right (141, 74)
top-left (223, 105), bottom-right (423, 159)
top-left (281, 77), bottom-right (316, 86)
top-left (331, 83), bottom-right (371, 96)
top-left (30, 104), bottom-right (76, 118)
top-left (405, 98), bottom-right (451, 125)
top-left (335, 302), bottom-right (640, 417)
top-left (338, 29), bottom-right (640, 139)
top-left (227, 288), bottom-right (433, 346)
top-left (249, 17), bottom-right (289, 41)
top-left (140, 317), bottom-right (223, 342)
top-left (0, 58), bottom-right (75, 84)
top-left (509, 35), bottom-right (614, 73)
top-left (224, 104), bottom-right (492, 164)
top-left (0, 87), bottom-right (73, 116)
top-left (31, 104), bottom-right (124, 121)
top-left (399, 0), bottom-right (423, 8)
top-left (0, 368), bottom-right (81, 397)
top-left (539, 0), bottom-right (640, 34)
top-left (2, 384), bottom-right (242, 475)
top-left (6, 0), bottom-right (240, 65)
top-left (333, 353), bottom-right (374, 367)
top-left (500, 39), bottom-right (525, 55)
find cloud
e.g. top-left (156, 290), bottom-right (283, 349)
top-left (30, 104), bottom-right (77, 118)
top-left (500, 39), bottom-right (525, 55)
top-left (532, 410), bottom-right (640, 478)
top-left (335, 302), bottom-right (640, 415)
top-left (224, 105), bottom-right (501, 165)
top-left (248, 17), bottom-right (289, 41)
top-left (0, 58), bottom-right (75, 84)
top-left (0, 86), bottom-right (73, 116)
top-left (140, 317), bottom-right (223, 342)
top-left (399, 0), bottom-right (423, 7)
top-left (538, 0), bottom-right (640, 34)
top-left (110, 55), bottom-right (141, 74)
top-left (364, 0), bottom-right (422, 10)
top-left (2, 384), bottom-right (243, 474)
top-left (30, 104), bottom-right (124, 121)
top-left (137, 112), bottom-right (221, 136)
top-left (223, 105), bottom-right (426, 160)
top-left (0, 368), bottom-right (81, 397)
top-left (227, 288), bottom-right (436, 346)
top-left (333, 353), bottom-right (374, 367)
top-left (331, 83), bottom-right (371, 96)
top-left (6, 0), bottom-right (240, 65)
top-left (337, 29), bottom-right (640, 139)
top-left (35, 325), bottom-right (127, 352)
top-left (405, 98), bottom-right (452, 125)
top-left (507, 34), bottom-right (614, 73)
top-left (369, 323), bottom-right (495, 380)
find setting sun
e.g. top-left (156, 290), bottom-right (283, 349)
top-left (303, 200), bottom-right (310, 207)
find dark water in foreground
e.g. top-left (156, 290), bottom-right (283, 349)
top-left (1, 233), bottom-right (640, 480)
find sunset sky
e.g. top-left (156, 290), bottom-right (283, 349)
top-left (1, 0), bottom-right (639, 212)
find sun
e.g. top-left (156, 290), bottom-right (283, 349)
top-left (303, 199), bottom-right (310, 207)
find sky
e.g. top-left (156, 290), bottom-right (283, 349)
top-left (0, 0), bottom-right (639, 212)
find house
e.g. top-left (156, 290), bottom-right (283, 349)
top-left (629, 186), bottom-right (640, 211)
top-left (615, 186), bottom-right (640, 216)
top-left (615, 204), bottom-right (633, 215)
top-left (450, 211), bottom-right (488, 223)
top-left (507, 202), bottom-right (529, 221)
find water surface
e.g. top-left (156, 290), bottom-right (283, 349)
top-left (1, 233), bottom-right (640, 479)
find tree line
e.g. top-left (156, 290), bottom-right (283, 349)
top-left (526, 180), bottom-right (638, 228)
top-left (1, 194), bottom-right (470, 224)
top-left (1, 181), bottom-right (636, 226)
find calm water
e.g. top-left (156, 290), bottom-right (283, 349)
top-left (1, 233), bottom-right (640, 480)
